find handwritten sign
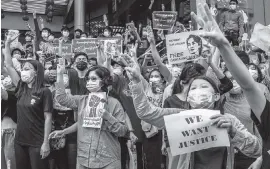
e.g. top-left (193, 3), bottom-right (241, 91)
top-left (53, 43), bottom-right (73, 59)
top-left (164, 109), bottom-right (230, 156)
top-left (72, 38), bottom-right (98, 58)
top-left (250, 23), bottom-right (270, 53)
top-left (152, 11), bottom-right (177, 30)
top-left (98, 37), bottom-right (122, 57)
top-left (83, 92), bottom-right (107, 128)
top-left (166, 31), bottom-right (210, 64)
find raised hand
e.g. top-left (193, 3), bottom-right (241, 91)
top-left (6, 32), bottom-right (20, 44)
top-left (33, 10), bottom-right (37, 19)
top-left (146, 26), bottom-right (155, 44)
top-left (125, 57), bottom-right (141, 83)
top-left (57, 63), bottom-right (66, 75)
top-left (39, 16), bottom-right (44, 23)
top-left (191, 3), bottom-right (228, 47)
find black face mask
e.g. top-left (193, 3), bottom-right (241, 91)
top-left (75, 35), bottom-right (81, 39)
top-left (76, 61), bottom-right (88, 71)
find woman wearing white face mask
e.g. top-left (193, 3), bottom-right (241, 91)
top-left (5, 34), bottom-right (53, 169)
top-left (259, 62), bottom-right (270, 91)
top-left (55, 65), bottom-right (128, 169)
top-left (125, 59), bottom-right (262, 169)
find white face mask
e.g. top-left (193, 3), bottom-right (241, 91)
top-left (104, 31), bottom-right (110, 37)
top-left (230, 81), bottom-right (242, 94)
top-left (13, 54), bottom-right (21, 59)
top-left (63, 74), bottom-right (69, 88)
top-left (149, 77), bottom-right (161, 85)
top-left (86, 80), bottom-right (102, 93)
top-left (42, 32), bottom-right (49, 38)
top-left (113, 68), bottom-right (123, 76)
top-left (187, 89), bottom-right (214, 109)
top-left (249, 69), bottom-right (259, 80)
top-left (230, 4), bottom-right (236, 10)
top-left (80, 37), bottom-right (87, 39)
top-left (172, 67), bottom-right (182, 78)
top-left (21, 70), bottom-right (35, 83)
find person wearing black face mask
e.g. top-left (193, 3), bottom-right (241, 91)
top-left (71, 52), bottom-right (89, 95)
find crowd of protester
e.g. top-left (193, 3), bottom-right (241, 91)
top-left (1, 0), bottom-right (270, 169)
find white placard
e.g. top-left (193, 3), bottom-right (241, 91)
top-left (83, 92), bottom-right (107, 128)
top-left (250, 22), bottom-right (270, 53)
top-left (166, 31), bottom-right (210, 65)
top-left (164, 109), bottom-right (230, 156)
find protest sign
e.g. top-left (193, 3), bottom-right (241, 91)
top-left (152, 11), bottom-right (177, 30)
top-left (166, 31), bottom-right (210, 64)
top-left (98, 37), bottom-right (122, 58)
top-left (164, 109), bottom-right (230, 156)
top-left (83, 92), bottom-right (107, 128)
top-left (72, 38), bottom-right (98, 58)
top-left (53, 43), bottom-right (73, 59)
top-left (250, 23), bottom-right (270, 53)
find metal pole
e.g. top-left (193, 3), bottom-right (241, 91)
top-left (74, 0), bottom-right (85, 31)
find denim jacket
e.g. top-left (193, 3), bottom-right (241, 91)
top-left (129, 81), bottom-right (262, 169)
top-left (55, 84), bottom-right (128, 168)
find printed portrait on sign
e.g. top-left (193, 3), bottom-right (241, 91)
top-left (186, 34), bottom-right (203, 57)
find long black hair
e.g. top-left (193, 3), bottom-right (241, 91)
top-left (16, 60), bottom-right (45, 98)
top-left (248, 63), bottom-right (263, 83)
top-left (172, 63), bottom-right (205, 95)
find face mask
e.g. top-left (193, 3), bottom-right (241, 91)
top-left (142, 31), bottom-right (148, 37)
top-left (187, 89), bottom-right (214, 109)
top-left (2, 76), bottom-right (13, 90)
top-left (76, 61), bottom-right (88, 71)
top-left (249, 69), bottom-right (259, 80)
top-left (230, 4), bottom-right (236, 10)
top-left (86, 80), bottom-right (102, 93)
top-left (113, 68), bottom-right (123, 76)
top-left (42, 32), bottom-right (49, 38)
top-left (13, 54), bottom-right (21, 60)
top-left (75, 34), bottom-right (81, 39)
top-left (63, 32), bottom-right (69, 37)
top-left (149, 77), bottom-right (161, 85)
top-left (172, 67), bottom-right (182, 78)
top-left (80, 37), bottom-right (87, 39)
top-left (230, 81), bottom-right (242, 94)
top-left (104, 31), bottom-right (109, 37)
top-left (21, 70), bottom-right (35, 83)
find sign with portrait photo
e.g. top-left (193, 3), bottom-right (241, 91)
top-left (98, 37), bottom-right (122, 58)
top-left (83, 92), bottom-right (107, 129)
top-left (166, 31), bottom-right (211, 65)
top-left (164, 109), bottom-right (230, 156)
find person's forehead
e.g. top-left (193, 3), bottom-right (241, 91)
top-left (13, 50), bottom-right (21, 54)
top-left (191, 79), bottom-right (211, 86)
top-left (23, 62), bottom-right (34, 69)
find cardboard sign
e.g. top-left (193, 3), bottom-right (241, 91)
top-left (83, 92), bottom-right (107, 128)
top-left (53, 43), bottom-right (73, 59)
top-left (152, 11), bottom-right (177, 30)
top-left (164, 109), bottom-right (230, 156)
top-left (98, 37), bottom-right (122, 58)
top-left (250, 23), bottom-right (270, 53)
top-left (72, 38), bottom-right (98, 58)
top-left (166, 31), bottom-right (210, 64)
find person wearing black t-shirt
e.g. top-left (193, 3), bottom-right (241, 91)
top-left (5, 35), bottom-right (53, 169)
top-left (1, 74), bottom-right (17, 169)
top-left (190, 5), bottom-right (269, 169)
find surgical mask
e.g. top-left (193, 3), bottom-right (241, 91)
top-left (149, 77), bottom-right (161, 85)
top-left (249, 69), bottom-right (259, 80)
top-left (230, 81), bottom-right (242, 94)
top-left (187, 89), bottom-right (214, 109)
top-left (21, 70), bottom-right (35, 83)
top-left (80, 37), bottom-right (87, 39)
top-left (13, 54), bottom-right (21, 59)
top-left (86, 80), bottom-right (102, 93)
top-left (142, 31), bottom-right (148, 37)
top-left (230, 4), bottom-right (236, 10)
top-left (113, 68), bottom-right (123, 76)
top-left (76, 61), bottom-right (88, 71)
top-left (42, 32), bottom-right (49, 38)
top-left (172, 67), bottom-right (182, 78)
top-left (2, 76), bottom-right (13, 90)
top-left (104, 31), bottom-right (110, 37)
top-left (63, 32), bottom-right (69, 37)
